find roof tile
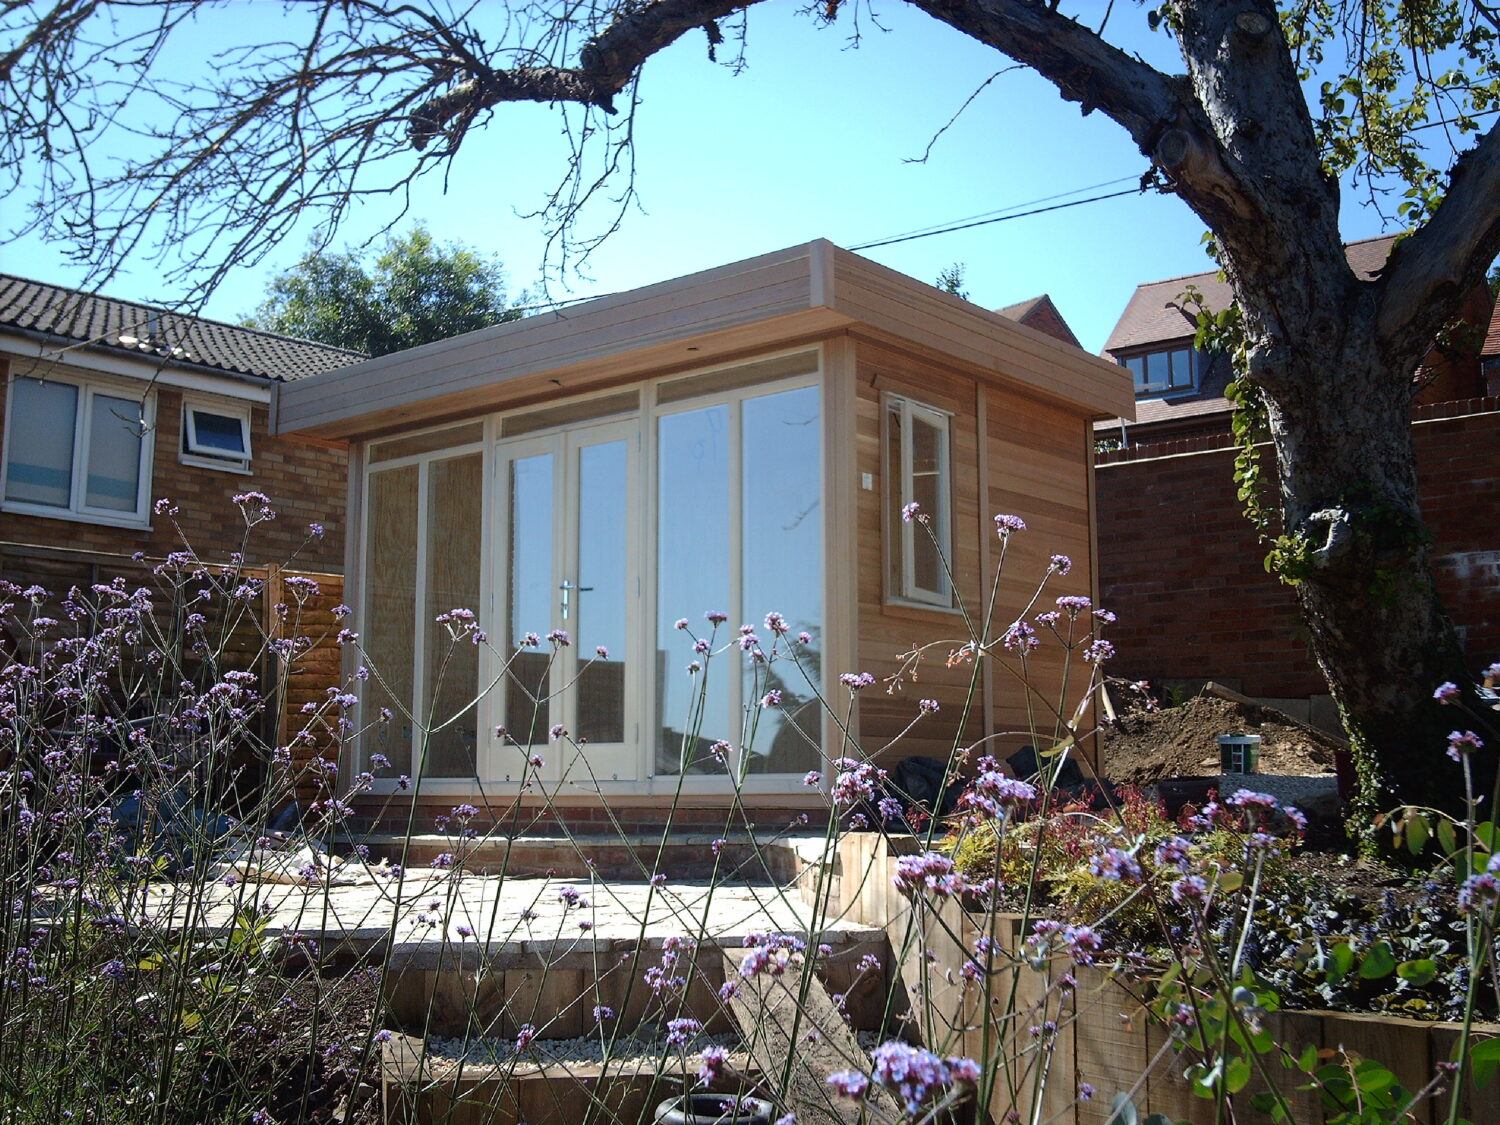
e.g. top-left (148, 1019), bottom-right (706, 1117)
top-left (1103, 234), bottom-right (1401, 354)
top-left (0, 273), bottom-right (364, 382)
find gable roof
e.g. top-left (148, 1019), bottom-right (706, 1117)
top-left (1104, 234), bottom-right (1401, 354)
top-left (1485, 295), bottom-right (1500, 360)
top-left (995, 294), bottom-right (1082, 349)
top-left (0, 273), bottom-right (364, 382)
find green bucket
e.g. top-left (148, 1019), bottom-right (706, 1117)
top-left (1217, 734), bottom-right (1261, 774)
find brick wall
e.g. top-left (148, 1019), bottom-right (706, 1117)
top-left (1, 367), bottom-right (347, 573)
top-left (1095, 398), bottom-right (1500, 699)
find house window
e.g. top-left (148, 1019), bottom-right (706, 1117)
top-left (2, 375), bottom-right (153, 524)
top-left (885, 395), bottom-right (952, 607)
top-left (181, 400), bottom-right (252, 472)
top-left (1121, 348), bottom-right (1203, 396)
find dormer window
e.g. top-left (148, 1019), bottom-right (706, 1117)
top-left (1120, 347), bottom-right (1205, 396)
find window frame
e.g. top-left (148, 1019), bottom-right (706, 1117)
top-left (2, 372), bottom-right (155, 527)
top-left (1121, 346), bottom-right (1204, 397)
top-left (883, 393), bottom-right (954, 609)
top-left (181, 397), bottom-right (253, 473)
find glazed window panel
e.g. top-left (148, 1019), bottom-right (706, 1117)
top-left (886, 396), bottom-right (952, 607)
top-left (5, 378), bottom-right (78, 508)
top-left (656, 404), bottom-right (732, 775)
top-left (740, 385), bottom-right (822, 774)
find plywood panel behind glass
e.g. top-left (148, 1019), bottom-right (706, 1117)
top-left (741, 385), bottom-right (821, 774)
top-left (657, 405), bottom-right (731, 774)
top-left (423, 453), bottom-right (483, 777)
top-left (363, 465), bottom-right (418, 773)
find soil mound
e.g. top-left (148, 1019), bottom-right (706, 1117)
top-left (1101, 693), bottom-right (1342, 785)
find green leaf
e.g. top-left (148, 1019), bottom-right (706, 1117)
top-left (1141, 1116), bottom-right (1175, 1125)
top-left (1299, 1043), bottom-right (1320, 1073)
top-left (1106, 1092), bottom-right (1139, 1125)
top-left (1438, 818), bottom-right (1458, 856)
top-left (1396, 959), bottom-right (1437, 986)
top-left (1474, 821), bottom-right (1497, 854)
top-left (1224, 1055), bottom-right (1253, 1094)
top-left (1359, 941), bottom-right (1396, 979)
top-left (1470, 1036), bottom-right (1500, 1089)
top-left (1327, 942), bottom-right (1355, 985)
top-left (1406, 812), bottom-right (1430, 856)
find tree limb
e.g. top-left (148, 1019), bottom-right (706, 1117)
top-left (1376, 120), bottom-right (1500, 355)
top-left (407, 0), bottom-right (758, 146)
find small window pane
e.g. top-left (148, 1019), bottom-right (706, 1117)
top-left (1169, 349), bottom-right (1193, 388)
top-left (5, 378), bottom-right (77, 507)
top-left (85, 393), bottom-right (143, 512)
top-left (1145, 351), bottom-right (1169, 391)
top-left (1125, 356), bottom-right (1146, 391)
top-left (910, 413), bottom-right (946, 597)
top-left (189, 408), bottom-right (249, 456)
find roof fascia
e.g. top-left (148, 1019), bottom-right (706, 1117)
top-left (0, 330), bottom-right (272, 402)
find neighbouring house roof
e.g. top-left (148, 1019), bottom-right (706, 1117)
top-left (275, 240), bottom-right (1135, 441)
top-left (0, 273), bottom-right (364, 382)
top-left (995, 294), bottom-right (1082, 349)
top-left (1103, 234), bottom-right (1401, 354)
top-left (1484, 294), bottom-right (1500, 360)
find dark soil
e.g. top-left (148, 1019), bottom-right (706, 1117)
top-left (1101, 694), bottom-right (1343, 785)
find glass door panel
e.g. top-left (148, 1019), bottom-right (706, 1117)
top-left (496, 420), bottom-right (638, 784)
top-left (503, 448), bottom-right (555, 748)
top-left (574, 438), bottom-right (627, 745)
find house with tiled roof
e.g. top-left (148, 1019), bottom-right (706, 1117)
top-left (994, 294), bottom-right (1081, 349)
top-left (1092, 238), bottom-right (1500, 728)
top-left (1, 274), bottom-right (361, 581)
top-left (1098, 234), bottom-right (1493, 445)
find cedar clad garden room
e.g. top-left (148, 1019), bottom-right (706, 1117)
top-left (275, 241), bottom-right (1133, 830)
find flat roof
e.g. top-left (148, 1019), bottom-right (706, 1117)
top-left (276, 240), bottom-right (1133, 440)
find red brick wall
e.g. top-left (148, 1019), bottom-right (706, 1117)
top-left (1, 364), bottom-right (347, 573)
top-left (1095, 398), bottom-right (1500, 697)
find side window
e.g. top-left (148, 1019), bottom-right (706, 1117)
top-left (885, 395), bottom-right (952, 607)
top-left (181, 400), bottom-right (253, 472)
top-left (3, 374), bottom-right (153, 525)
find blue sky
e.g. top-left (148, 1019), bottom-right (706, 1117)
top-left (0, 2), bottom-right (1412, 353)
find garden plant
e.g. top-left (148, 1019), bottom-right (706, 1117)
top-left (0, 492), bottom-right (1495, 1125)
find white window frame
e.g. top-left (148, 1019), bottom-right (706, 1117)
top-left (885, 394), bottom-right (954, 609)
top-left (1, 372), bottom-right (155, 528)
top-left (181, 397), bottom-right (253, 473)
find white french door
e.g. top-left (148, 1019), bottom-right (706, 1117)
top-left (494, 418), bottom-right (640, 784)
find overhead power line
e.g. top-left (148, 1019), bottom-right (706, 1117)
top-left (849, 186), bottom-right (1141, 251)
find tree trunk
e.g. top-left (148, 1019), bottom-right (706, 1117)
top-left (1259, 323), bottom-right (1481, 823)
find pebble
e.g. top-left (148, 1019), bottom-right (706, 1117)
top-left (1219, 772), bottom-right (1341, 820)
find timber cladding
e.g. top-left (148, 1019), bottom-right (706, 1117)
top-left (850, 339), bottom-right (1100, 774)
